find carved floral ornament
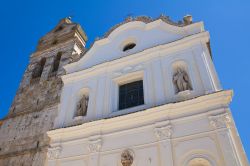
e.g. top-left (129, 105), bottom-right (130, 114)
top-left (121, 149), bottom-right (134, 166)
top-left (113, 64), bottom-right (143, 77)
top-left (154, 125), bottom-right (173, 140)
top-left (209, 113), bottom-right (231, 129)
top-left (47, 146), bottom-right (62, 159)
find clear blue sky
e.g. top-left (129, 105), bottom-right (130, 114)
top-left (0, 0), bottom-right (249, 160)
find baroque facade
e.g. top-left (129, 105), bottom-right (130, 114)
top-left (0, 15), bottom-right (249, 166)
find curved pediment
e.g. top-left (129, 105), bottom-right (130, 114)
top-left (65, 16), bottom-right (204, 74)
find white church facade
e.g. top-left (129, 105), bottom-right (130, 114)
top-left (46, 16), bottom-right (248, 166)
top-left (0, 15), bottom-right (248, 166)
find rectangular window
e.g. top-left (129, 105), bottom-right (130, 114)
top-left (119, 80), bottom-right (144, 110)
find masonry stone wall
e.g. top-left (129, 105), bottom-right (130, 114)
top-left (0, 18), bottom-right (87, 166)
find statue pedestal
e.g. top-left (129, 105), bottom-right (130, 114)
top-left (66, 116), bottom-right (85, 127)
top-left (176, 90), bottom-right (191, 102)
top-left (74, 116), bottom-right (84, 120)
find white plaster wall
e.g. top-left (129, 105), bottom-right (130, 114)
top-left (47, 91), bottom-right (247, 166)
top-left (53, 19), bottom-right (222, 128)
top-left (66, 20), bottom-right (205, 72)
top-left (54, 35), bottom-right (221, 128)
top-left (48, 20), bottom-right (249, 166)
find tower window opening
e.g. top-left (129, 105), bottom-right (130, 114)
top-left (52, 52), bottom-right (62, 73)
top-left (32, 58), bottom-right (46, 79)
top-left (55, 26), bottom-right (63, 32)
top-left (123, 43), bottom-right (136, 52)
top-left (52, 39), bottom-right (58, 45)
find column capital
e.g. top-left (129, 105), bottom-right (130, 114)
top-left (47, 146), bottom-right (62, 160)
top-left (209, 113), bottom-right (231, 129)
top-left (154, 124), bottom-right (173, 140)
top-left (88, 138), bottom-right (102, 153)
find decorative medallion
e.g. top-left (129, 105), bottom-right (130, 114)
top-left (121, 149), bottom-right (134, 166)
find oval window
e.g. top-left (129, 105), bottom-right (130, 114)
top-left (123, 43), bottom-right (136, 52)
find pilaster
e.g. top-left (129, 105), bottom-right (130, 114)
top-left (209, 113), bottom-right (241, 166)
top-left (88, 136), bottom-right (102, 166)
top-left (154, 123), bottom-right (174, 166)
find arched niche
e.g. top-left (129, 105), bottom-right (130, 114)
top-left (181, 151), bottom-right (217, 166)
top-left (171, 60), bottom-right (193, 94)
top-left (188, 158), bottom-right (212, 166)
top-left (74, 88), bottom-right (90, 118)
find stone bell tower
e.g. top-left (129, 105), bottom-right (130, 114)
top-left (0, 18), bottom-right (87, 166)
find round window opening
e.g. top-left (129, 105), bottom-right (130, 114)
top-left (123, 43), bottom-right (136, 52)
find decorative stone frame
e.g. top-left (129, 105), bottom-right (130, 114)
top-left (109, 70), bottom-right (149, 117)
top-left (160, 47), bottom-right (206, 102)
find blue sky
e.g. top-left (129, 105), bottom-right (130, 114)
top-left (0, 0), bottom-right (249, 159)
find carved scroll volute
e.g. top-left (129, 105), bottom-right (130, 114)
top-left (121, 149), bottom-right (134, 166)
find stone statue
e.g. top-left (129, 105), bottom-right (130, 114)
top-left (76, 95), bottom-right (89, 117)
top-left (121, 149), bottom-right (134, 166)
top-left (173, 68), bottom-right (192, 93)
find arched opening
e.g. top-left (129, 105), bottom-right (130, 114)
top-left (52, 39), bottom-right (58, 45)
top-left (188, 158), bottom-right (212, 166)
top-left (54, 26), bottom-right (63, 32)
top-left (32, 58), bottom-right (46, 79)
top-left (123, 43), bottom-right (136, 52)
top-left (52, 52), bottom-right (62, 73)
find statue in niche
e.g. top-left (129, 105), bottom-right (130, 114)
top-left (173, 67), bottom-right (192, 93)
top-left (75, 95), bottom-right (89, 117)
top-left (121, 149), bottom-right (134, 166)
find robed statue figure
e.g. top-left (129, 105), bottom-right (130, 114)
top-left (76, 95), bottom-right (89, 117)
top-left (173, 68), bottom-right (192, 93)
